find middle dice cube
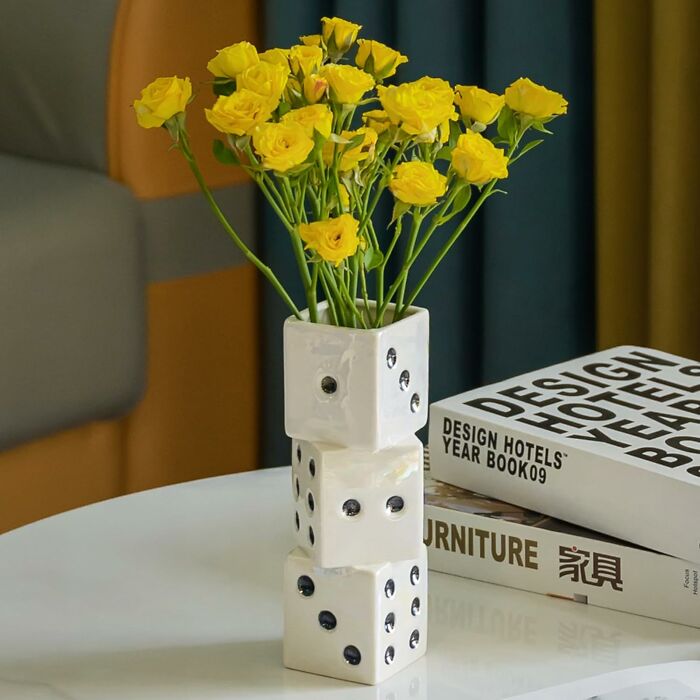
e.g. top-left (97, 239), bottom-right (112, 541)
top-left (291, 436), bottom-right (423, 568)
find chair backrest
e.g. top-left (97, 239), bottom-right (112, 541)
top-left (0, 1), bottom-right (120, 172)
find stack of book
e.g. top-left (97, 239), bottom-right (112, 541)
top-left (425, 345), bottom-right (700, 627)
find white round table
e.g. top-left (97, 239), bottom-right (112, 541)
top-left (0, 467), bottom-right (697, 700)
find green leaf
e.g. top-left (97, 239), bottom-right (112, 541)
top-left (344, 133), bottom-right (366, 151)
top-left (282, 162), bottom-right (314, 178)
top-left (450, 185), bottom-right (472, 215)
top-left (448, 119), bottom-right (462, 148)
top-left (530, 121), bottom-right (553, 135)
top-left (497, 106), bottom-right (517, 145)
top-left (363, 245), bottom-right (384, 270)
top-left (390, 200), bottom-right (411, 224)
top-left (435, 145), bottom-right (452, 161)
top-left (277, 101), bottom-right (291, 117)
top-left (213, 78), bottom-right (236, 97)
top-left (212, 139), bottom-right (239, 165)
top-left (510, 138), bottom-right (544, 163)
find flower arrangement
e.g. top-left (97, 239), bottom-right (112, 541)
top-left (134, 17), bottom-right (567, 328)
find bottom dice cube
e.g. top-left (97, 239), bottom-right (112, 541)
top-left (283, 545), bottom-right (428, 685)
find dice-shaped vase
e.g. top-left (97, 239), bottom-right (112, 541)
top-left (284, 303), bottom-right (429, 451)
top-left (291, 436), bottom-right (423, 568)
top-left (283, 545), bottom-right (428, 685)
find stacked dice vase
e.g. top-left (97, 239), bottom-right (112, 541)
top-left (283, 302), bottom-right (429, 685)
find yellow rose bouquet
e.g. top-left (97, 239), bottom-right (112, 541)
top-left (134, 17), bottom-right (567, 328)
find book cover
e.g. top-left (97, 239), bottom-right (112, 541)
top-left (424, 469), bottom-right (700, 628)
top-left (428, 346), bottom-right (700, 563)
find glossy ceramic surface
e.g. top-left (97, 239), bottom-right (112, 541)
top-left (290, 436), bottom-right (424, 568)
top-left (283, 303), bottom-right (429, 452)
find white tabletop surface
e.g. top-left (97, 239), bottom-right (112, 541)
top-left (0, 467), bottom-right (698, 700)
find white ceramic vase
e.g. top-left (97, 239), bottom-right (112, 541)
top-left (282, 302), bottom-right (429, 685)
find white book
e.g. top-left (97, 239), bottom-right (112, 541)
top-left (428, 346), bottom-right (700, 563)
top-left (424, 469), bottom-right (700, 628)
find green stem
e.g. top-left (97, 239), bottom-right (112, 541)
top-left (395, 212), bottom-right (422, 313)
top-left (318, 269), bottom-right (339, 326)
top-left (319, 264), bottom-right (348, 326)
top-left (359, 261), bottom-right (373, 325)
top-left (178, 133), bottom-right (301, 320)
top-left (309, 263), bottom-right (318, 323)
top-left (401, 181), bottom-right (497, 311)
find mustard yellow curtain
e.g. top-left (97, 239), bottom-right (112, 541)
top-left (595, 0), bottom-right (700, 359)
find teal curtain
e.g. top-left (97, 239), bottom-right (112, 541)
top-left (261, 0), bottom-right (594, 466)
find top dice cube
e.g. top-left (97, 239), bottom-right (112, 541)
top-left (284, 303), bottom-right (429, 451)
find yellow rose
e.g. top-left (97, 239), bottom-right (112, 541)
top-left (205, 89), bottom-right (277, 136)
top-left (355, 40), bottom-right (408, 80)
top-left (504, 77), bottom-right (568, 119)
top-left (237, 60), bottom-right (288, 102)
top-left (299, 214), bottom-right (360, 266)
top-left (303, 73), bottom-right (328, 104)
top-left (320, 64), bottom-right (375, 104)
top-left (300, 34), bottom-right (322, 47)
top-left (282, 104), bottom-right (333, 139)
top-left (361, 109), bottom-right (391, 134)
top-left (323, 127), bottom-right (378, 171)
top-left (252, 122), bottom-right (314, 172)
top-left (134, 76), bottom-right (192, 129)
top-left (451, 131), bottom-right (508, 185)
top-left (321, 17), bottom-right (361, 56)
top-left (289, 45), bottom-right (323, 77)
top-left (454, 85), bottom-right (505, 125)
top-left (207, 41), bottom-right (259, 79)
top-left (389, 161), bottom-right (447, 206)
top-left (259, 48), bottom-right (289, 68)
top-left (378, 76), bottom-right (457, 138)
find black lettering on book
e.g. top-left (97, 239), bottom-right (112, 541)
top-left (424, 518), bottom-right (538, 569)
top-left (583, 362), bottom-right (641, 382)
top-left (613, 349), bottom-right (678, 372)
top-left (464, 397), bottom-right (524, 417)
top-left (558, 546), bottom-right (623, 591)
top-left (627, 446), bottom-right (692, 469)
top-left (532, 377), bottom-right (589, 396)
top-left (499, 385), bottom-right (560, 407)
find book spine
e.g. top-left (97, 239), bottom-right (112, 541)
top-left (424, 502), bottom-right (700, 628)
top-left (428, 404), bottom-right (700, 564)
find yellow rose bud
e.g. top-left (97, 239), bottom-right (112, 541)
top-left (236, 60), bottom-right (289, 102)
top-left (378, 77), bottom-right (457, 138)
top-left (389, 161), bottom-right (447, 206)
top-left (299, 213), bottom-right (361, 267)
top-left (205, 89), bottom-right (277, 136)
top-left (451, 131), bottom-right (508, 185)
top-left (320, 64), bottom-right (375, 105)
top-left (504, 77), bottom-right (568, 119)
top-left (454, 85), bottom-right (505, 125)
top-left (337, 183), bottom-right (350, 210)
top-left (207, 41), bottom-right (259, 79)
top-left (321, 17), bottom-right (361, 57)
top-left (303, 74), bottom-right (328, 104)
top-left (323, 127), bottom-right (378, 171)
top-left (361, 109), bottom-right (391, 134)
top-left (134, 76), bottom-right (192, 129)
top-left (355, 39), bottom-right (408, 80)
top-left (300, 34), bottom-right (322, 47)
top-left (252, 122), bottom-right (314, 173)
top-left (282, 104), bottom-right (333, 139)
top-left (259, 48), bottom-right (290, 69)
top-left (289, 44), bottom-right (323, 77)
